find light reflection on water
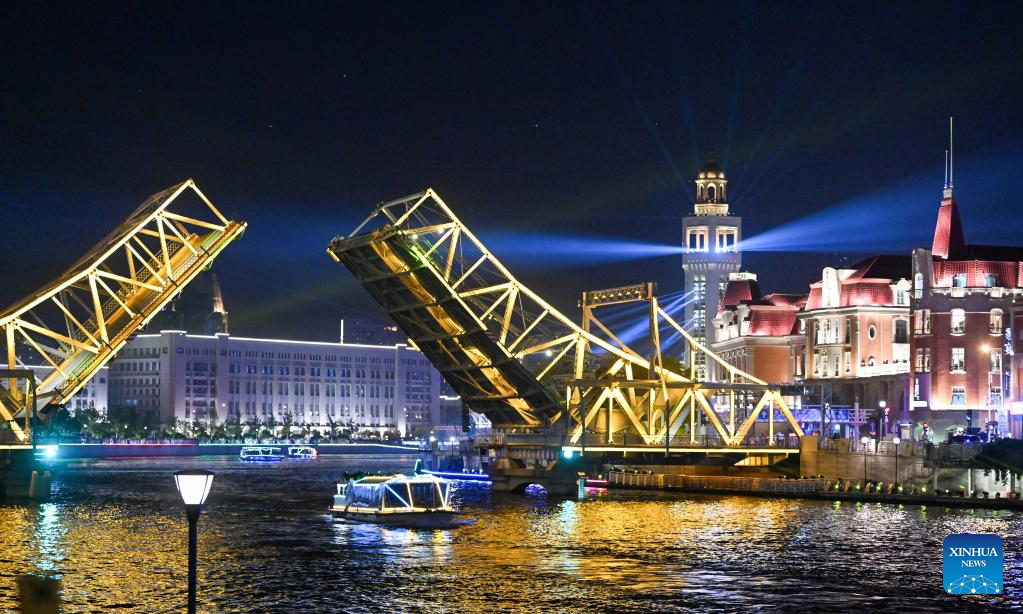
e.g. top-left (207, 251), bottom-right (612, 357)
top-left (0, 456), bottom-right (1020, 612)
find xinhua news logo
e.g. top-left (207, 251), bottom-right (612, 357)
top-left (943, 534), bottom-right (1003, 595)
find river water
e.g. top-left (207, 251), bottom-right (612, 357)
top-left (0, 455), bottom-right (1018, 612)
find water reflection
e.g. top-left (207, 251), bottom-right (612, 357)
top-left (0, 457), bottom-right (1019, 612)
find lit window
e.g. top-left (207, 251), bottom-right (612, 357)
top-left (983, 273), bottom-right (996, 288)
top-left (990, 309), bottom-right (1003, 334)
top-left (950, 309), bottom-right (965, 334)
top-left (953, 273), bottom-right (968, 288)
top-left (913, 273), bottom-right (923, 299)
top-left (991, 349), bottom-right (1002, 373)
top-left (951, 347), bottom-right (965, 373)
top-left (951, 386), bottom-right (966, 407)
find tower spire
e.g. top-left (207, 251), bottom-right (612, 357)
top-left (944, 116), bottom-right (954, 199)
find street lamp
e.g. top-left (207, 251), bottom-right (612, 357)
top-left (860, 436), bottom-right (871, 488)
top-left (174, 469), bottom-right (215, 614)
top-left (892, 437), bottom-right (901, 487)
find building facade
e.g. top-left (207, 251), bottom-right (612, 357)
top-left (713, 272), bottom-right (804, 384)
top-left (800, 256), bottom-right (912, 433)
top-left (107, 331), bottom-right (443, 437)
top-left (29, 365), bottom-right (108, 415)
top-left (713, 257), bottom-right (912, 437)
top-left (683, 154), bottom-right (742, 379)
top-left (910, 183), bottom-right (1023, 437)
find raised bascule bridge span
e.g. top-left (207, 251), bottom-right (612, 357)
top-left (0, 180), bottom-right (246, 445)
top-left (328, 189), bottom-right (806, 493)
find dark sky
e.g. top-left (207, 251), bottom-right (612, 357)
top-left (3, 1), bottom-right (1022, 340)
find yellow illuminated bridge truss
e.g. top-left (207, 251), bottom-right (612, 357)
top-left (0, 180), bottom-right (246, 442)
top-left (328, 189), bottom-right (803, 450)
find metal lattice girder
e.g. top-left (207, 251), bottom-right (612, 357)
top-left (0, 180), bottom-right (246, 441)
top-left (327, 188), bottom-right (803, 446)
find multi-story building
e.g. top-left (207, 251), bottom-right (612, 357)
top-left (107, 331), bottom-right (442, 437)
top-left (713, 272), bottom-right (805, 384)
top-left (910, 181), bottom-right (1023, 437)
top-left (801, 256), bottom-right (912, 433)
top-left (28, 365), bottom-right (109, 415)
top-left (683, 154), bottom-right (741, 379)
top-left (713, 257), bottom-right (912, 437)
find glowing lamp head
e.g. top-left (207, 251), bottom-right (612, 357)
top-left (860, 436), bottom-right (870, 444)
top-left (892, 437), bottom-right (901, 445)
top-left (562, 448), bottom-right (574, 459)
top-left (174, 469), bottom-right (215, 507)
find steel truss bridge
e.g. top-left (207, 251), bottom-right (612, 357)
top-left (0, 180), bottom-right (245, 443)
top-left (328, 189), bottom-right (804, 456)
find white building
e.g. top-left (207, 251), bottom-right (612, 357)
top-left (107, 331), bottom-right (442, 436)
top-left (682, 154), bottom-right (742, 380)
top-left (29, 365), bottom-right (109, 415)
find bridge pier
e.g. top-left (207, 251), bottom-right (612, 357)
top-left (487, 458), bottom-right (582, 495)
top-left (1, 448), bottom-right (51, 500)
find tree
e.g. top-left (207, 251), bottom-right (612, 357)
top-left (281, 411), bottom-right (294, 442)
top-left (224, 414), bottom-right (243, 442)
top-left (37, 406), bottom-right (81, 440)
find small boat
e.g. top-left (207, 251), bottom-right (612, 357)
top-left (413, 459), bottom-right (490, 483)
top-left (331, 473), bottom-right (468, 528)
top-left (287, 445), bottom-right (318, 459)
top-left (240, 446), bottom-right (285, 461)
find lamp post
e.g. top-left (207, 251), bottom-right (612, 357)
top-left (892, 436), bottom-right (901, 486)
top-left (174, 469), bottom-right (215, 614)
top-left (860, 435), bottom-right (870, 487)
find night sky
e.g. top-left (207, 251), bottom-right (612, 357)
top-left (3, 2), bottom-right (1022, 341)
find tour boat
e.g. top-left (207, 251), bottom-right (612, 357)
top-left (239, 446), bottom-right (286, 461)
top-left (331, 473), bottom-right (467, 528)
top-left (287, 445), bottom-right (318, 459)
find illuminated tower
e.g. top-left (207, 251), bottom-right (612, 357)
top-left (682, 154), bottom-right (741, 379)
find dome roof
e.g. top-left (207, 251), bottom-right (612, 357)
top-left (698, 159), bottom-right (725, 179)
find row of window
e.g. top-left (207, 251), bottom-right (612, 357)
top-left (914, 347), bottom-right (1002, 373)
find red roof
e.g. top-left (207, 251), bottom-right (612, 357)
top-left (747, 308), bottom-right (799, 336)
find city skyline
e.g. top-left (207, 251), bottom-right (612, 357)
top-left (2, 2), bottom-right (1022, 340)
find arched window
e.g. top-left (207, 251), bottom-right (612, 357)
top-left (698, 185), bottom-right (704, 201)
top-left (708, 185), bottom-right (716, 202)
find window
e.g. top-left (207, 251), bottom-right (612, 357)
top-left (915, 348), bottom-right (924, 372)
top-left (950, 309), bottom-right (965, 334)
top-left (983, 273), bottom-right (996, 288)
top-left (716, 227), bottom-right (738, 252)
top-left (951, 386), bottom-right (966, 407)
top-left (990, 309), bottom-right (1003, 334)
top-left (991, 349), bottom-right (1002, 373)
top-left (953, 273), bottom-right (968, 288)
top-left (867, 325), bottom-right (876, 339)
top-left (844, 351), bottom-right (851, 373)
top-left (687, 228), bottom-right (708, 252)
top-left (913, 273), bottom-right (923, 299)
top-left (913, 309), bottom-right (931, 334)
top-left (951, 347), bottom-right (965, 373)
top-left (894, 320), bottom-right (909, 344)
top-left (895, 287), bottom-right (908, 306)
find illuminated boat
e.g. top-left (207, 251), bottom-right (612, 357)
top-left (331, 473), bottom-right (464, 528)
top-left (413, 459), bottom-right (491, 483)
top-left (287, 445), bottom-right (318, 459)
top-left (239, 446), bottom-right (285, 461)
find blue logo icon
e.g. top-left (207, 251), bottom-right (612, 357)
top-left (943, 534), bottom-right (1003, 594)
